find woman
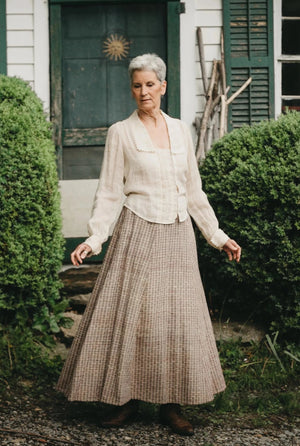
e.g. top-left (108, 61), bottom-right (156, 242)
top-left (57, 54), bottom-right (241, 436)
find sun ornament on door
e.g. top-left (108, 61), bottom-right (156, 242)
top-left (103, 34), bottom-right (131, 61)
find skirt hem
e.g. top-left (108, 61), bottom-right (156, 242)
top-left (56, 384), bottom-right (226, 406)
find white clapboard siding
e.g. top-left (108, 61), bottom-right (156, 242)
top-left (200, 27), bottom-right (222, 45)
top-left (195, 95), bottom-right (207, 113)
top-left (195, 61), bottom-right (216, 80)
top-left (6, 0), bottom-right (50, 111)
top-left (6, 0), bottom-right (34, 83)
top-left (7, 47), bottom-right (34, 64)
top-left (7, 64), bottom-right (34, 81)
top-left (6, 0), bottom-right (33, 14)
top-left (195, 44), bottom-right (221, 63)
top-left (7, 30), bottom-right (33, 47)
top-left (6, 14), bottom-right (33, 30)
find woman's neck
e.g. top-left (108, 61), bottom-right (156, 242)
top-left (137, 108), bottom-right (162, 127)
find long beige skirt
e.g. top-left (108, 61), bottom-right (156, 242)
top-left (56, 207), bottom-right (226, 405)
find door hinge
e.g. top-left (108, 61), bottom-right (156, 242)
top-left (178, 2), bottom-right (186, 14)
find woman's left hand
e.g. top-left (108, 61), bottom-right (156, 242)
top-left (222, 239), bottom-right (241, 263)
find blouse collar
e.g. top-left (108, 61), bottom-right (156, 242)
top-left (127, 110), bottom-right (185, 154)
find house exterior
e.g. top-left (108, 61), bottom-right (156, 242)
top-left (1, 0), bottom-right (299, 261)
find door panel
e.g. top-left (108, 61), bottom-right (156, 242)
top-left (60, 2), bottom-right (166, 180)
top-left (63, 146), bottom-right (105, 180)
top-left (63, 59), bottom-right (107, 128)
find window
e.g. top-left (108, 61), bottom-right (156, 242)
top-left (280, 0), bottom-right (300, 111)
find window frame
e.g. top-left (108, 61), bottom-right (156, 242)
top-left (273, 0), bottom-right (300, 117)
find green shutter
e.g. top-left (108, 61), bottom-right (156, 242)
top-left (167, 1), bottom-right (182, 118)
top-left (223, 0), bottom-right (274, 130)
top-left (0, 0), bottom-right (7, 75)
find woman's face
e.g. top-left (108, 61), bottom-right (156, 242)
top-left (131, 70), bottom-right (167, 113)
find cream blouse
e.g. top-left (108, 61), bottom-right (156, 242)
top-left (84, 110), bottom-right (229, 255)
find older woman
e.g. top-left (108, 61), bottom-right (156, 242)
top-left (57, 53), bottom-right (241, 436)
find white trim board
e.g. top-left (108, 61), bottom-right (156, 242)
top-left (34, 0), bottom-right (50, 114)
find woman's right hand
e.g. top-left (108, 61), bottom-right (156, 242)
top-left (222, 239), bottom-right (241, 263)
top-left (71, 243), bottom-right (92, 267)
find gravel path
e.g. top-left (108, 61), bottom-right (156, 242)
top-left (0, 394), bottom-right (299, 446)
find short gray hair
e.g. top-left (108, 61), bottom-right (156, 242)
top-left (128, 53), bottom-right (166, 83)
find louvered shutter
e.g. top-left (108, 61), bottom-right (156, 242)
top-left (223, 0), bottom-right (274, 130)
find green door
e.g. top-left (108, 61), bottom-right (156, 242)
top-left (50, 1), bottom-right (180, 180)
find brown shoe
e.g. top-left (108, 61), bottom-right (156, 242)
top-left (159, 404), bottom-right (194, 436)
top-left (101, 400), bottom-right (138, 428)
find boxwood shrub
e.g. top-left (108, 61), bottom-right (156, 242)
top-left (197, 112), bottom-right (300, 341)
top-left (0, 75), bottom-right (66, 350)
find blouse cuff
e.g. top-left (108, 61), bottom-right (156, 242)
top-left (210, 229), bottom-right (230, 250)
top-left (84, 234), bottom-right (103, 256)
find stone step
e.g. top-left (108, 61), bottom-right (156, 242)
top-left (59, 265), bottom-right (100, 296)
top-left (69, 293), bottom-right (91, 308)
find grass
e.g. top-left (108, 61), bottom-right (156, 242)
top-left (196, 337), bottom-right (299, 421)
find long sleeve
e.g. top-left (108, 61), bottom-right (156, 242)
top-left (183, 123), bottom-right (229, 250)
top-left (84, 124), bottom-right (125, 255)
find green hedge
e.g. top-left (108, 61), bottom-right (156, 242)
top-left (197, 112), bottom-right (300, 341)
top-left (0, 75), bottom-right (67, 350)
